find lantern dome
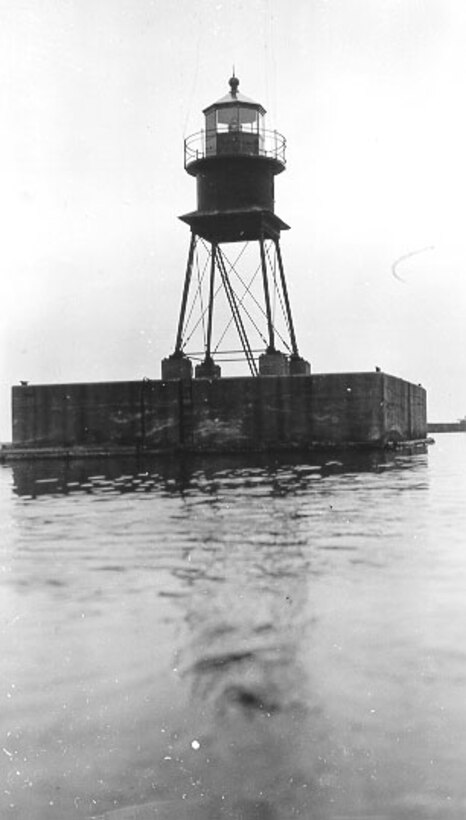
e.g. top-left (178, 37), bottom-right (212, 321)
top-left (184, 75), bottom-right (285, 172)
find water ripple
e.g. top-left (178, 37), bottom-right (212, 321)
top-left (2, 439), bottom-right (466, 818)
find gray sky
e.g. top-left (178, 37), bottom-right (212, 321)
top-left (2, 0), bottom-right (466, 439)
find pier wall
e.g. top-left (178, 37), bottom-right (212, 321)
top-left (11, 372), bottom-right (427, 452)
top-left (382, 377), bottom-right (427, 442)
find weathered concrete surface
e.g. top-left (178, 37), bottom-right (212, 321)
top-left (11, 372), bottom-right (427, 453)
top-left (382, 374), bottom-right (426, 442)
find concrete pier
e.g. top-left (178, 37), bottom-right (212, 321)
top-left (8, 371), bottom-right (426, 456)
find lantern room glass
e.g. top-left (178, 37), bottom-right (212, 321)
top-left (205, 106), bottom-right (265, 156)
top-left (216, 106), bottom-right (263, 133)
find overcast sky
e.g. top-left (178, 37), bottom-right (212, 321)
top-left (2, 0), bottom-right (466, 439)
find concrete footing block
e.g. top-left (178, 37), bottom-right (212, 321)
top-left (161, 354), bottom-right (193, 381)
top-left (258, 350), bottom-right (289, 376)
top-left (195, 358), bottom-right (221, 379)
top-left (289, 355), bottom-right (311, 375)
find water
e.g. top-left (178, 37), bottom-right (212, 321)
top-left (1, 435), bottom-right (466, 820)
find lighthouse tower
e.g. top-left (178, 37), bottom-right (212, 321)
top-left (162, 75), bottom-right (310, 380)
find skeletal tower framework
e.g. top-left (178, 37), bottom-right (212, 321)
top-left (162, 75), bottom-right (310, 380)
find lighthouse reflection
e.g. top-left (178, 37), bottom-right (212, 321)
top-left (175, 572), bottom-right (318, 818)
top-left (172, 530), bottom-right (327, 820)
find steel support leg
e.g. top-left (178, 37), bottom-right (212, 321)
top-left (274, 238), bottom-right (299, 356)
top-left (175, 232), bottom-right (197, 354)
top-left (205, 242), bottom-right (217, 360)
top-left (259, 235), bottom-right (275, 352)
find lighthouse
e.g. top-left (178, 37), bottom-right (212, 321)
top-left (7, 75), bottom-right (427, 456)
top-left (162, 75), bottom-right (310, 380)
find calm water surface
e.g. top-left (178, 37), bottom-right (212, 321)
top-left (1, 435), bottom-right (466, 819)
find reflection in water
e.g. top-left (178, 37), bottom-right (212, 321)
top-left (10, 446), bottom-right (426, 499)
top-left (170, 503), bottom-right (320, 820)
top-left (4, 441), bottom-right (466, 819)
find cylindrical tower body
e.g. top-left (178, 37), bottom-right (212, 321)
top-left (180, 75), bottom-right (288, 243)
top-left (195, 157), bottom-right (276, 213)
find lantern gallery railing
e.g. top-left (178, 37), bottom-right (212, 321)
top-left (184, 128), bottom-right (287, 168)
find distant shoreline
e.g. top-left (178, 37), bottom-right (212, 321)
top-left (428, 423), bottom-right (466, 433)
